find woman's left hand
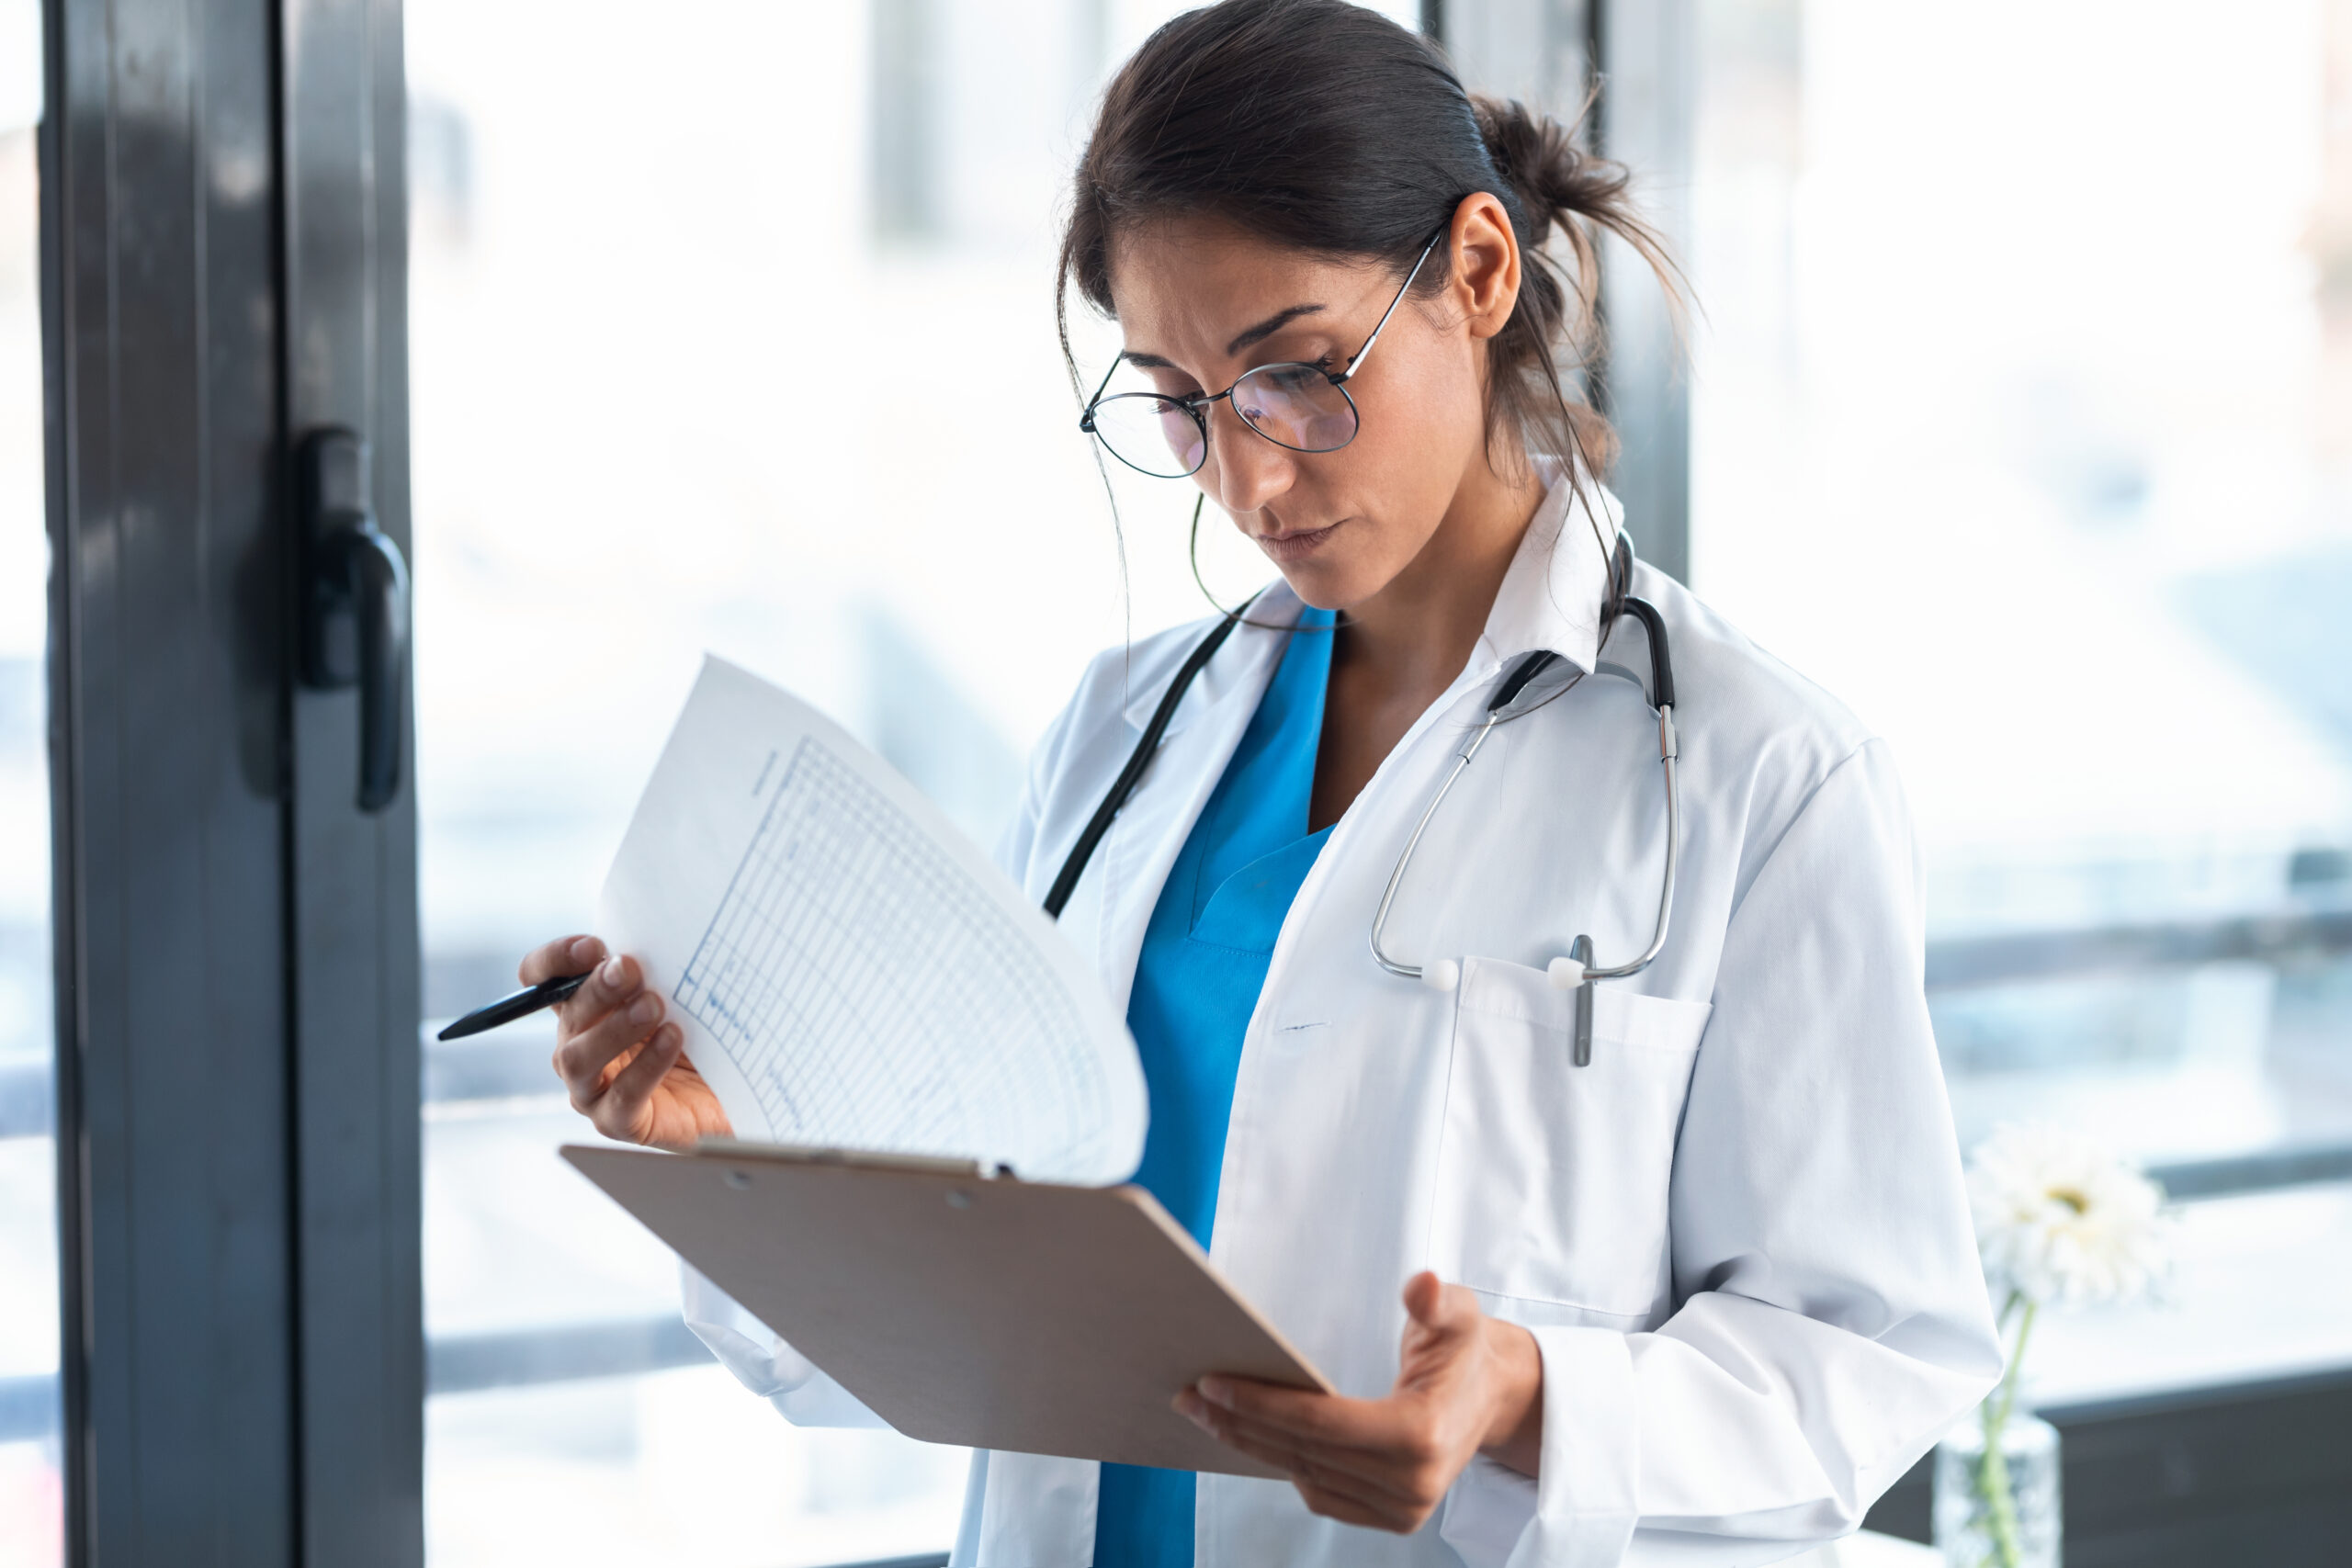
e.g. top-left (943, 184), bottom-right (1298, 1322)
top-left (1175, 1270), bottom-right (1544, 1533)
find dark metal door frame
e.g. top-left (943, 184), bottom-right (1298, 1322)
top-left (41, 0), bottom-right (419, 1560)
top-left (281, 1), bottom-right (421, 1562)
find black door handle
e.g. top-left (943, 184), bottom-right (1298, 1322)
top-left (300, 428), bottom-right (411, 812)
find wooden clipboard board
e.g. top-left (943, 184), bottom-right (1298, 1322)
top-left (561, 1139), bottom-right (1332, 1477)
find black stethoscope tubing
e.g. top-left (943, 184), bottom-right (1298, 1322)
top-left (1040, 600), bottom-right (1253, 919)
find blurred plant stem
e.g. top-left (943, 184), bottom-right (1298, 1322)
top-left (1974, 1290), bottom-right (2039, 1568)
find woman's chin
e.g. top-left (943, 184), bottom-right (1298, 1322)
top-left (1267, 556), bottom-right (1360, 612)
top-left (1270, 544), bottom-right (1421, 616)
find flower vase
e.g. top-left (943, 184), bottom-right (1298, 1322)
top-left (1933, 1399), bottom-right (2061, 1568)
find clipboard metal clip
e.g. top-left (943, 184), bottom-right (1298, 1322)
top-left (693, 1136), bottom-right (1017, 1181)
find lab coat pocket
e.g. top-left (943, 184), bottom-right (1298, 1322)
top-left (1430, 957), bottom-right (1711, 1318)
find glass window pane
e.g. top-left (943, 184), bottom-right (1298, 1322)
top-left (1688, 0), bottom-right (2352, 1404)
top-left (0, 0), bottom-right (59, 1562)
top-left (1689, 0), bottom-right (2352, 1166)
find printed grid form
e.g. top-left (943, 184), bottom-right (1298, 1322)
top-left (674, 739), bottom-right (1113, 1166)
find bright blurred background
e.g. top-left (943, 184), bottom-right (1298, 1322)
top-left (3, 0), bottom-right (2349, 1563)
top-left (1683, 0), bottom-right (2352, 1427)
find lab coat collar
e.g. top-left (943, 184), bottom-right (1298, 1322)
top-left (1473, 456), bottom-right (1623, 679)
top-left (1116, 581), bottom-right (1307, 737)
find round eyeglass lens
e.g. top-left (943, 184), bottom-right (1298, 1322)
top-left (1090, 392), bottom-right (1207, 478)
top-left (1231, 363), bottom-right (1358, 452)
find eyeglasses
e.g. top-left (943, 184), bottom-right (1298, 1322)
top-left (1079, 229), bottom-right (1446, 479)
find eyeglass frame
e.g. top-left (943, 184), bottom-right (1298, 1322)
top-left (1078, 225), bottom-right (1449, 479)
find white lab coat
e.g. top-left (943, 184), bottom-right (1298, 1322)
top-left (683, 467), bottom-right (2002, 1566)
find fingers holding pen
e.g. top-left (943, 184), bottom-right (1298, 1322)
top-left (553, 959), bottom-right (669, 1110)
top-left (522, 937), bottom-right (644, 1039)
top-left (570, 952), bottom-right (647, 1026)
top-left (520, 933), bottom-right (604, 988)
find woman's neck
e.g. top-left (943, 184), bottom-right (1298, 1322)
top-left (1306, 456), bottom-right (1546, 832)
top-left (1337, 455), bottom-right (1546, 694)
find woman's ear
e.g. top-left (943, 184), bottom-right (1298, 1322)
top-left (1446, 191), bottom-right (1521, 343)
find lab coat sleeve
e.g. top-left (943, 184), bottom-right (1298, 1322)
top-left (993, 666), bottom-right (1086, 888)
top-left (1444, 739), bottom-right (2002, 1567)
top-left (995, 743), bottom-right (1046, 886)
top-left (678, 1260), bottom-right (888, 1427)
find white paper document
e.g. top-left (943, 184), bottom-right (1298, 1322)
top-left (600, 657), bottom-right (1147, 1184)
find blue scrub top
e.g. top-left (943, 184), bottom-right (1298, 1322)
top-left (1094, 608), bottom-right (1336, 1568)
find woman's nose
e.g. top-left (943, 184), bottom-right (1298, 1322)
top-left (1206, 399), bottom-right (1294, 516)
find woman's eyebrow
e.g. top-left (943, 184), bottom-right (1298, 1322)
top-left (1225, 303), bottom-right (1324, 355)
top-left (1119, 303), bottom-right (1330, 372)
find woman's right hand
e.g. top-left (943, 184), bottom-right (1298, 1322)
top-left (528, 934), bottom-right (733, 1152)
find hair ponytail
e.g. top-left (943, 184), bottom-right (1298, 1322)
top-left (1058, 0), bottom-right (1687, 485)
top-left (1466, 92), bottom-right (1684, 477)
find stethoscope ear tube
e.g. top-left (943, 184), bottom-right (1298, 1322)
top-left (1610, 596), bottom-right (1676, 711)
top-left (1487, 649), bottom-right (1562, 711)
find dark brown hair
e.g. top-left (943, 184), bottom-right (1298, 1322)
top-left (1057, 0), bottom-right (1682, 480)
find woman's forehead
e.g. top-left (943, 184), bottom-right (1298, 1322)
top-left (1106, 218), bottom-right (1384, 360)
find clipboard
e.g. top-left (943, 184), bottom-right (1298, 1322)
top-left (561, 1139), bottom-right (1333, 1477)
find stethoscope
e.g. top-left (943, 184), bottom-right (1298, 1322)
top-left (1042, 536), bottom-right (1680, 1066)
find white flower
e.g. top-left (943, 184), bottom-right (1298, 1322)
top-left (1965, 1122), bottom-right (2175, 1307)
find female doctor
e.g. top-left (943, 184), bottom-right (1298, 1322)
top-left (526, 2), bottom-right (2002, 1562)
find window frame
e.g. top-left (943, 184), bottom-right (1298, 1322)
top-left (42, 0), bottom-right (420, 1562)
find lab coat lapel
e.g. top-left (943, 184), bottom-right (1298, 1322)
top-left (967, 1450), bottom-right (1098, 1567)
top-left (1090, 594), bottom-right (1299, 1019)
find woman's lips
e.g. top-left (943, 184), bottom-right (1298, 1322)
top-left (1254, 521), bottom-right (1343, 564)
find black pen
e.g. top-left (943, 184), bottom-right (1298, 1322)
top-left (435, 971), bottom-right (593, 1042)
